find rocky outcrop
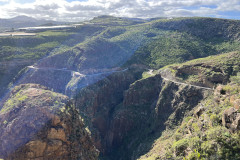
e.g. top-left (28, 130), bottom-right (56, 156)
top-left (0, 84), bottom-right (98, 160)
top-left (212, 85), bottom-right (240, 133)
top-left (109, 76), bottom-right (211, 159)
top-left (137, 82), bottom-right (240, 160)
top-left (123, 74), bottom-right (162, 106)
top-left (65, 70), bottom-right (116, 97)
top-left (156, 80), bottom-right (209, 119)
top-left (230, 95), bottom-right (240, 110)
top-left (174, 64), bottom-right (228, 88)
top-left (1, 17), bottom-right (240, 160)
top-left (222, 107), bottom-right (240, 132)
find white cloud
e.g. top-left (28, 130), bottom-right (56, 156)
top-left (0, 0), bottom-right (239, 21)
top-left (216, 0), bottom-right (240, 11)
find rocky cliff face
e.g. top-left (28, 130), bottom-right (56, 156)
top-left (73, 68), bottom-right (212, 159)
top-left (0, 84), bottom-right (98, 160)
top-left (121, 77), bottom-right (211, 159)
top-left (74, 69), bottom-right (142, 154)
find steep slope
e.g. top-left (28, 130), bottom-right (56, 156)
top-left (74, 68), bottom-right (143, 153)
top-left (0, 84), bottom-right (98, 160)
top-left (137, 52), bottom-right (240, 160)
top-left (0, 30), bottom-right (73, 98)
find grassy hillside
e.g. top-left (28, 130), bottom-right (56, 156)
top-left (124, 17), bottom-right (240, 69)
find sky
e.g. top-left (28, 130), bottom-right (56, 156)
top-left (0, 0), bottom-right (239, 22)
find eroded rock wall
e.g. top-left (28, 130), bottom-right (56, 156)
top-left (0, 84), bottom-right (98, 160)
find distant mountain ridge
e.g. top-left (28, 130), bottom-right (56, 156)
top-left (0, 15), bottom-right (66, 32)
top-left (8, 15), bottom-right (38, 22)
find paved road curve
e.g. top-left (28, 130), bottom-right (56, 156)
top-left (147, 69), bottom-right (213, 90)
top-left (27, 66), bottom-right (128, 77)
top-left (161, 76), bottom-right (213, 90)
top-left (28, 66), bottom-right (212, 90)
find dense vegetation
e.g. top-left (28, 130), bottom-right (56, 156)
top-left (124, 17), bottom-right (240, 69)
top-left (0, 25), bottom-right (105, 61)
top-left (0, 30), bottom-right (73, 61)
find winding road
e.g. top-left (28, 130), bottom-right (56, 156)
top-left (27, 65), bottom-right (128, 77)
top-left (161, 77), bottom-right (213, 90)
top-left (148, 69), bottom-right (213, 90)
top-left (27, 66), bottom-right (212, 90)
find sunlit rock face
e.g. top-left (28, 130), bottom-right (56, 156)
top-left (0, 84), bottom-right (99, 160)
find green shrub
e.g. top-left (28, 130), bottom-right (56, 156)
top-left (230, 72), bottom-right (240, 85)
top-left (172, 138), bottom-right (189, 156)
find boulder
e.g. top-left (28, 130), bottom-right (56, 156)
top-left (222, 107), bottom-right (240, 132)
top-left (194, 106), bottom-right (205, 118)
